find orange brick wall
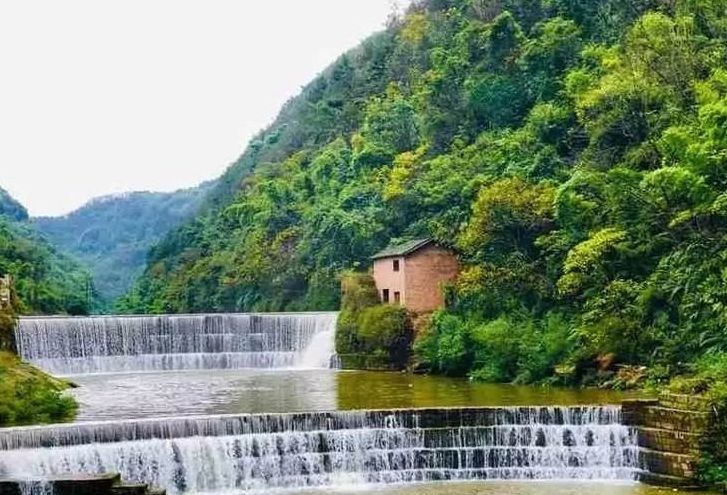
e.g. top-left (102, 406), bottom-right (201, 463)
top-left (372, 245), bottom-right (459, 313)
top-left (404, 245), bottom-right (459, 313)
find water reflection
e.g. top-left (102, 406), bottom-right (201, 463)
top-left (336, 371), bottom-right (641, 410)
top-left (69, 369), bottom-right (643, 422)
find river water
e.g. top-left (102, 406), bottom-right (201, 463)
top-left (5, 314), bottom-right (701, 495)
top-left (295, 481), bottom-right (701, 495)
top-left (68, 369), bottom-right (640, 422)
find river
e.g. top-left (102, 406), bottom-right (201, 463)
top-left (2, 313), bottom-right (702, 495)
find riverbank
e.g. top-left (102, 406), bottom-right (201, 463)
top-left (0, 351), bottom-right (77, 426)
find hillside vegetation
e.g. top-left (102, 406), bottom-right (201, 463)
top-left (0, 190), bottom-right (93, 315)
top-left (122, 0), bottom-right (727, 386)
top-left (35, 184), bottom-right (213, 306)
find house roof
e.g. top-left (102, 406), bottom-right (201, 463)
top-left (371, 238), bottom-right (433, 260)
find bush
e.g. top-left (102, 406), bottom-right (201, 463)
top-left (358, 304), bottom-right (411, 364)
top-left (415, 312), bottom-right (473, 376)
top-left (340, 271), bottom-right (379, 312)
top-left (416, 311), bottom-right (573, 384)
top-left (336, 272), bottom-right (412, 368)
top-left (336, 272), bottom-right (380, 355)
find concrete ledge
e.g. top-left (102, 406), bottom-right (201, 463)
top-left (640, 448), bottom-right (696, 478)
top-left (638, 471), bottom-right (706, 489)
top-left (0, 474), bottom-right (164, 495)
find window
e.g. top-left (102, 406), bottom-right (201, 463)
top-left (382, 289), bottom-right (390, 303)
top-left (394, 291), bottom-right (401, 304)
top-left (393, 259), bottom-right (400, 272)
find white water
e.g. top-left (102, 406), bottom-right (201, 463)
top-left (15, 313), bottom-right (337, 375)
top-left (0, 407), bottom-right (640, 494)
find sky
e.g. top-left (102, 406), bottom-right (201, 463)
top-left (0, 1), bottom-right (407, 217)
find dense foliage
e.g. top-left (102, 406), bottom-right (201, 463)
top-left (124, 0), bottom-right (727, 386)
top-left (0, 187), bottom-right (28, 222)
top-left (336, 273), bottom-right (411, 368)
top-left (0, 351), bottom-right (77, 426)
top-left (0, 191), bottom-right (93, 315)
top-left (35, 184), bottom-right (213, 307)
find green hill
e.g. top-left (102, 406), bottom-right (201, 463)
top-left (0, 190), bottom-right (92, 315)
top-left (34, 184), bottom-right (213, 306)
top-left (0, 187), bottom-right (28, 222)
top-left (121, 0), bottom-right (727, 385)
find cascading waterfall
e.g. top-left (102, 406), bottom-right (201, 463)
top-left (15, 313), bottom-right (337, 375)
top-left (0, 406), bottom-right (640, 493)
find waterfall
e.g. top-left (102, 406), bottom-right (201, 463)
top-left (15, 313), bottom-right (338, 375)
top-left (0, 407), bottom-right (640, 493)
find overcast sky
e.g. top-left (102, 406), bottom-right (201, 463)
top-left (0, 1), bottom-right (406, 217)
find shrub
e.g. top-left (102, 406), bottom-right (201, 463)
top-left (416, 311), bottom-right (574, 384)
top-left (339, 271), bottom-right (379, 312)
top-left (336, 272), bottom-right (412, 368)
top-left (414, 312), bottom-right (474, 376)
top-left (358, 304), bottom-right (411, 364)
top-left (336, 272), bottom-right (379, 355)
top-left (470, 317), bottom-right (522, 382)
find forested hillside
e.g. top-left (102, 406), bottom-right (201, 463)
top-left (0, 189), bottom-right (92, 315)
top-left (34, 184), bottom-right (213, 306)
top-left (122, 0), bottom-right (727, 385)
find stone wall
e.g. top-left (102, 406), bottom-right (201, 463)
top-left (0, 473), bottom-right (165, 495)
top-left (622, 394), bottom-right (717, 488)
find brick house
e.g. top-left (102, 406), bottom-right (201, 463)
top-left (371, 239), bottom-right (459, 313)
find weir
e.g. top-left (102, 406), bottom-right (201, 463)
top-left (14, 313), bottom-right (337, 375)
top-left (0, 406), bottom-right (640, 494)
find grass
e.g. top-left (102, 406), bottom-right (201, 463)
top-left (0, 351), bottom-right (77, 426)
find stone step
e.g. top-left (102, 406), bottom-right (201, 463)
top-left (659, 394), bottom-right (713, 412)
top-left (639, 448), bottom-right (697, 478)
top-left (636, 426), bottom-right (702, 455)
top-left (623, 405), bottom-right (711, 431)
top-left (638, 471), bottom-right (706, 489)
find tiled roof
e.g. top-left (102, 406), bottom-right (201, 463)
top-left (371, 238), bottom-right (433, 260)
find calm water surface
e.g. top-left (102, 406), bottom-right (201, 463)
top-left (69, 369), bottom-right (643, 422)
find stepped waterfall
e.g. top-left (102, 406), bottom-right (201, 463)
top-left (15, 313), bottom-right (338, 375)
top-left (4, 314), bottom-right (644, 493)
top-left (0, 407), bottom-right (639, 493)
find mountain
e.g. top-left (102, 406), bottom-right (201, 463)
top-left (121, 0), bottom-right (726, 384)
top-left (34, 183), bottom-right (214, 306)
top-left (0, 189), bottom-right (92, 315)
top-left (0, 188), bottom-right (28, 222)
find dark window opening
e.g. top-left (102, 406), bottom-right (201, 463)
top-left (393, 259), bottom-right (400, 272)
top-left (394, 291), bottom-right (401, 304)
top-left (382, 289), bottom-right (390, 303)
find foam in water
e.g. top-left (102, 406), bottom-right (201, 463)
top-left (0, 407), bottom-right (640, 494)
top-left (15, 313), bottom-right (337, 375)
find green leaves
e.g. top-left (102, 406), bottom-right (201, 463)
top-left (121, 0), bottom-right (727, 389)
top-left (557, 228), bottom-right (627, 296)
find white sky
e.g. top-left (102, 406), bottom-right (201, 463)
top-left (0, 1), bottom-right (406, 217)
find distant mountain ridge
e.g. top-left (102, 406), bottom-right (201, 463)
top-left (34, 182), bottom-right (215, 307)
top-left (0, 187), bottom-right (28, 222)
